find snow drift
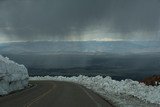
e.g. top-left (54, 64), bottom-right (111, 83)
top-left (30, 75), bottom-right (160, 107)
top-left (0, 55), bottom-right (29, 95)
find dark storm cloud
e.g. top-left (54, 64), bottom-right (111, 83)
top-left (0, 0), bottom-right (160, 41)
top-left (107, 0), bottom-right (160, 33)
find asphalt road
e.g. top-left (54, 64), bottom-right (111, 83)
top-left (0, 81), bottom-right (114, 107)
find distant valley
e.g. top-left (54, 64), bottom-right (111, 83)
top-left (0, 41), bottom-right (160, 80)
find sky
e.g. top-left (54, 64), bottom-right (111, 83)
top-left (0, 0), bottom-right (160, 42)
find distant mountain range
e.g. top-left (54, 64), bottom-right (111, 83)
top-left (0, 41), bottom-right (160, 55)
top-left (0, 41), bottom-right (160, 79)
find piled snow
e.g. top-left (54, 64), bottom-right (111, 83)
top-left (30, 75), bottom-right (160, 107)
top-left (0, 55), bottom-right (29, 95)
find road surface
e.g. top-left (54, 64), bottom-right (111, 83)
top-left (0, 81), bottom-right (114, 107)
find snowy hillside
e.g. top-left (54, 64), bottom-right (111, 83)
top-left (30, 75), bottom-right (160, 107)
top-left (0, 55), bottom-right (29, 95)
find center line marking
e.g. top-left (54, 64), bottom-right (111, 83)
top-left (24, 84), bottom-right (56, 107)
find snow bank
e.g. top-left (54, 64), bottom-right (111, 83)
top-left (30, 75), bottom-right (160, 107)
top-left (0, 55), bottom-right (29, 95)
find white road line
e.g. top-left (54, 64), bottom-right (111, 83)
top-left (24, 85), bottom-right (56, 107)
top-left (79, 85), bottom-right (102, 107)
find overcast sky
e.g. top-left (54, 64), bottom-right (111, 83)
top-left (0, 0), bottom-right (160, 42)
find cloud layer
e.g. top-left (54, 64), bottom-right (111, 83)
top-left (0, 0), bottom-right (160, 41)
